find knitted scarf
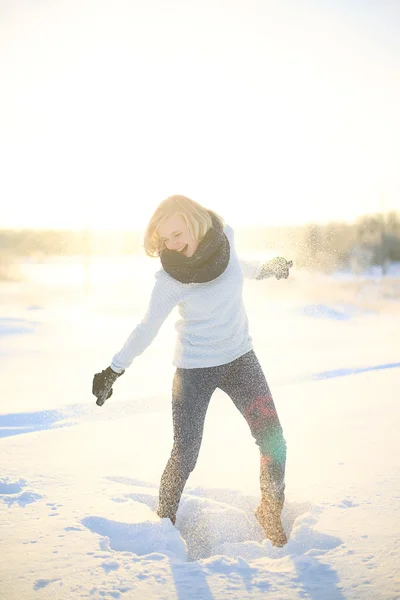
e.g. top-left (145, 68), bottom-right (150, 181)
top-left (160, 212), bottom-right (230, 284)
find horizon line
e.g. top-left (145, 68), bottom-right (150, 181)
top-left (1, 210), bottom-right (398, 234)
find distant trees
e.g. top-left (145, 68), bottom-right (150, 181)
top-left (0, 211), bottom-right (399, 277)
top-left (236, 211), bottom-right (400, 274)
top-left (0, 229), bottom-right (144, 258)
top-left (0, 229), bottom-right (146, 280)
top-left (352, 212), bottom-right (400, 274)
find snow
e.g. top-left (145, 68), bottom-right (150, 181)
top-left (0, 257), bottom-right (399, 600)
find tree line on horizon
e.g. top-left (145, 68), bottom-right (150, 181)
top-left (0, 211), bottom-right (399, 277)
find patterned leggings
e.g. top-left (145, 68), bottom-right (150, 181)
top-left (157, 350), bottom-right (286, 520)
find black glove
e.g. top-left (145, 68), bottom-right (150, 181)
top-left (257, 257), bottom-right (293, 280)
top-left (92, 366), bottom-right (125, 407)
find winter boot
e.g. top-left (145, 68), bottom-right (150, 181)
top-left (156, 510), bottom-right (176, 526)
top-left (256, 455), bottom-right (287, 547)
top-left (255, 496), bottom-right (287, 547)
top-left (157, 455), bottom-right (188, 527)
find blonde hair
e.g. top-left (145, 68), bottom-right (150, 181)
top-left (144, 195), bottom-right (224, 257)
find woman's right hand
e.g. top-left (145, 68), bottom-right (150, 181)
top-left (92, 366), bottom-right (124, 406)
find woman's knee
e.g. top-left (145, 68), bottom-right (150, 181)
top-left (243, 394), bottom-right (282, 432)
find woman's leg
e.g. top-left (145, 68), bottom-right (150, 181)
top-left (219, 351), bottom-right (287, 545)
top-left (157, 366), bottom-right (219, 523)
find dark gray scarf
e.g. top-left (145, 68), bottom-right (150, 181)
top-left (160, 212), bottom-right (230, 283)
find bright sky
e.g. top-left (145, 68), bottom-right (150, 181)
top-left (1, 0), bottom-right (399, 230)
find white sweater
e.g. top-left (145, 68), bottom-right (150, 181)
top-left (110, 225), bottom-right (262, 372)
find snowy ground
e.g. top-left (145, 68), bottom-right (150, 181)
top-left (0, 257), bottom-right (399, 599)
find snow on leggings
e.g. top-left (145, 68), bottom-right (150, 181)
top-left (157, 350), bottom-right (286, 520)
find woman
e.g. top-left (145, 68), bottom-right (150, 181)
top-left (92, 195), bottom-right (292, 546)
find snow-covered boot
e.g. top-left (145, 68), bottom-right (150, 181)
top-left (157, 454), bottom-right (187, 527)
top-left (255, 497), bottom-right (287, 547)
top-left (156, 511), bottom-right (176, 526)
top-left (156, 502), bottom-right (177, 526)
top-left (256, 455), bottom-right (287, 547)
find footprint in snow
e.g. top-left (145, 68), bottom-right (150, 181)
top-left (0, 477), bottom-right (42, 507)
top-left (33, 578), bottom-right (62, 591)
top-left (337, 498), bottom-right (359, 508)
top-left (0, 478), bottom-right (26, 494)
top-left (46, 501), bottom-right (62, 516)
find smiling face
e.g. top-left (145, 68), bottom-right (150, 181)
top-left (157, 213), bottom-right (199, 258)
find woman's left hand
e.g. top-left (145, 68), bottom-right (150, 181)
top-left (259, 257), bottom-right (293, 280)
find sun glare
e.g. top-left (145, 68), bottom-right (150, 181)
top-left (0, 1), bottom-right (399, 231)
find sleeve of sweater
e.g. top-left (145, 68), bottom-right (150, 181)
top-left (224, 224), bottom-right (263, 280)
top-left (239, 258), bottom-right (263, 279)
top-left (110, 271), bottom-right (181, 372)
